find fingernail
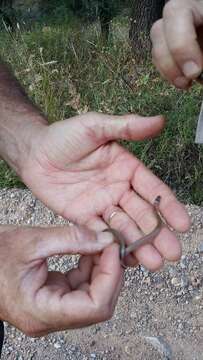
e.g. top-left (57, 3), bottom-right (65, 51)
top-left (97, 231), bottom-right (114, 246)
top-left (174, 76), bottom-right (189, 89)
top-left (183, 61), bottom-right (201, 78)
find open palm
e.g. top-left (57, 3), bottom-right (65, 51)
top-left (22, 112), bottom-right (190, 270)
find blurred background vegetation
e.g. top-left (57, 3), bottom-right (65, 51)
top-left (0, 0), bottom-right (203, 205)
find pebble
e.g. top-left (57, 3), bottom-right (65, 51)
top-left (143, 277), bottom-right (151, 285)
top-left (171, 277), bottom-right (181, 287)
top-left (190, 275), bottom-right (201, 288)
top-left (199, 242), bottom-right (203, 253)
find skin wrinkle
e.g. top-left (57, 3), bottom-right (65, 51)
top-left (80, 116), bottom-right (100, 144)
top-left (59, 174), bottom-right (128, 222)
top-left (130, 160), bottom-right (144, 189)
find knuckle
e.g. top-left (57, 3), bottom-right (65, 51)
top-left (170, 42), bottom-right (188, 59)
top-left (150, 19), bottom-right (163, 40)
top-left (163, 0), bottom-right (178, 18)
top-left (87, 111), bottom-right (99, 119)
top-left (152, 49), bottom-right (175, 79)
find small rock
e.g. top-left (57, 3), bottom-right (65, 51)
top-left (199, 242), bottom-right (203, 253)
top-left (130, 312), bottom-right (137, 319)
top-left (192, 293), bottom-right (202, 304)
top-left (54, 342), bottom-right (61, 349)
top-left (171, 277), bottom-right (181, 287)
top-left (144, 277), bottom-right (151, 285)
top-left (190, 275), bottom-right (201, 288)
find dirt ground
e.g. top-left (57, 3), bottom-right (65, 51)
top-left (0, 189), bottom-right (202, 360)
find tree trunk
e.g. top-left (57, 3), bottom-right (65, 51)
top-left (99, 1), bottom-right (113, 45)
top-left (130, 0), bottom-right (166, 58)
top-left (0, 0), bottom-right (13, 9)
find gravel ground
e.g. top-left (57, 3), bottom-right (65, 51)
top-left (0, 189), bottom-right (202, 360)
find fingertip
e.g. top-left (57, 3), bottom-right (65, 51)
top-left (136, 244), bottom-right (164, 272)
top-left (145, 115), bottom-right (166, 138)
top-left (168, 242), bottom-right (182, 262)
top-left (161, 200), bottom-right (191, 233)
top-left (97, 231), bottom-right (114, 248)
top-left (172, 205), bottom-right (191, 233)
top-left (135, 114), bottom-right (166, 139)
top-left (143, 257), bottom-right (164, 273)
top-left (155, 114), bottom-right (166, 130)
top-left (182, 61), bottom-right (202, 80)
top-left (174, 76), bottom-right (190, 89)
top-left (154, 228), bottom-right (182, 262)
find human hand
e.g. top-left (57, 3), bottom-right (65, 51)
top-left (0, 225), bottom-right (122, 336)
top-left (151, 0), bottom-right (203, 89)
top-left (20, 112), bottom-right (190, 271)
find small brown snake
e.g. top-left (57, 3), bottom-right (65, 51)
top-left (103, 196), bottom-right (164, 267)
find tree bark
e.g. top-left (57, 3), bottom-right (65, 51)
top-left (98, 1), bottom-right (113, 44)
top-left (130, 0), bottom-right (166, 58)
top-left (0, 0), bottom-right (13, 9)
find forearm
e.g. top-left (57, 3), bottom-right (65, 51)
top-left (0, 61), bottom-right (48, 175)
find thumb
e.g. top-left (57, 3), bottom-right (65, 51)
top-left (29, 225), bottom-right (114, 260)
top-left (82, 112), bottom-right (165, 144)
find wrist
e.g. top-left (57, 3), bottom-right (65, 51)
top-left (0, 113), bottom-right (48, 176)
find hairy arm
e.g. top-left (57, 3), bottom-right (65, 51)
top-left (0, 61), bottom-right (47, 174)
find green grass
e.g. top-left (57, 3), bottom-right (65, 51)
top-left (0, 16), bottom-right (203, 204)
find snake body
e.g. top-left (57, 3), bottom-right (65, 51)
top-left (104, 196), bottom-right (163, 264)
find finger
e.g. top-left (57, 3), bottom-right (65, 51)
top-left (151, 20), bottom-right (190, 89)
top-left (103, 205), bottom-right (139, 267)
top-left (27, 225), bottom-right (114, 260)
top-left (51, 113), bottom-right (164, 166)
top-left (163, 0), bottom-right (203, 80)
top-left (153, 226), bottom-right (182, 262)
top-left (131, 160), bottom-right (191, 232)
top-left (86, 113), bottom-right (165, 144)
top-left (54, 244), bottom-right (122, 328)
top-left (103, 205), bottom-right (164, 271)
top-left (120, 190), bottom-right (182, 262)
top-left (89, 244), bottom-right (123, 308)
top-left (85, 216), bottom-right (107, 232)
top-left (120, 190), bottom-right (158, 234)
